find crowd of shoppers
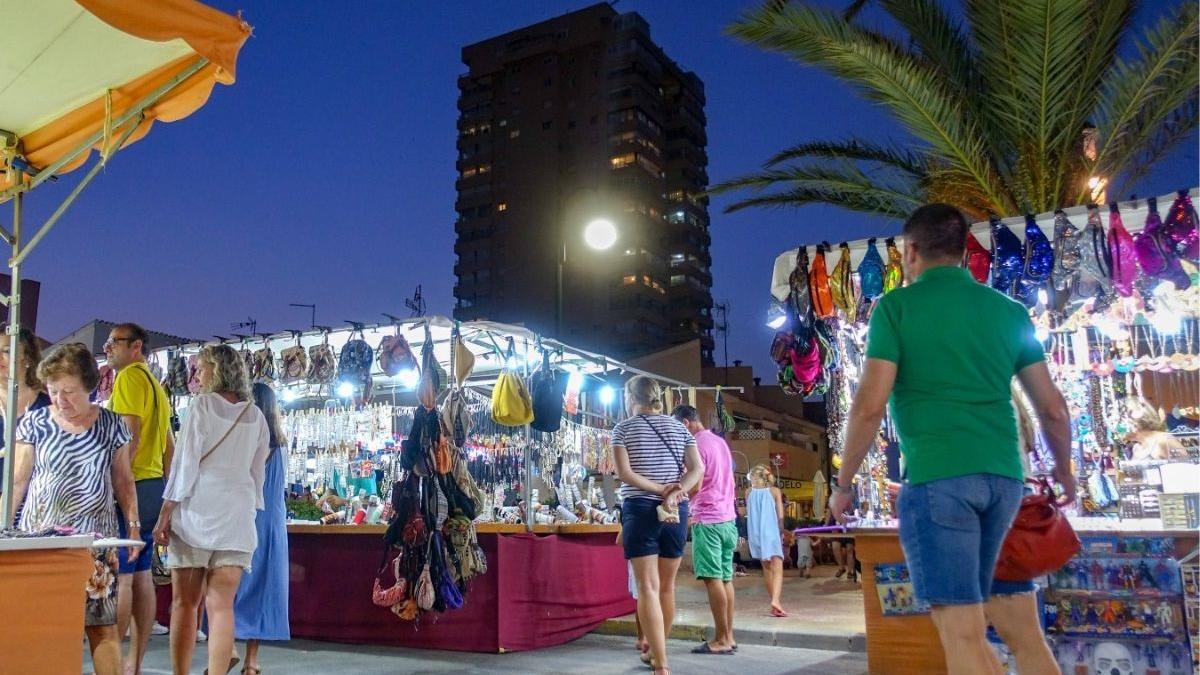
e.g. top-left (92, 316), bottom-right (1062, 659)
top-left (6, 326), bottom-right (290, 675)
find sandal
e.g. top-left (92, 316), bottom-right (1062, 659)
top-left (690, 642), bottom-right (734, 655)
top-left (640, 651), bottom-right (653, 666)
top-left (242, 668), bottom-right (261, 675)
top-left (203, 656), bottom-right (240, 675)
top-left (770, 607), bottom-right (790, 618)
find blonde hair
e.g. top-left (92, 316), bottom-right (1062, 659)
top-left (749, 464), bottom-right (775, 487)
top-left (198, 345), bottom-right (251, 401)
top-left (624, 375), bottom-right (663, 412)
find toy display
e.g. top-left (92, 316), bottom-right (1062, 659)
top-left (873, 563), bottom-right (931, 617)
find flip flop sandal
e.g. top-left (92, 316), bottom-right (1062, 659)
top-left (204, 656), bottom-right (240, 675)
top-left (770, 607), bottom-right (790, 618)
top-left (640, 651), bottom-right (653, 666)
top-left (690, 642), bottom-right (734, 655)
top-left (242, 668), bottom-right (262, 675)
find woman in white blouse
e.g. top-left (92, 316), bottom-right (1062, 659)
top-left (153, 345), bottom-right (269, 675)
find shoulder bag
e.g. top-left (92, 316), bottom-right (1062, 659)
top-left (994, 478), bottom-right (1080, 581)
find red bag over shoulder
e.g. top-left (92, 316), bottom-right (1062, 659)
top-left (994, 479), bottom-right (1080, 582)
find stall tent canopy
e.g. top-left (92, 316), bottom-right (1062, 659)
top-left (148, 317), bottom-right (692, 393)
top-left (0, 0), bottom-right (249, 524)
top-left (770, 189), bottom-right (1200, 303)
top-left (0, 0), bottom-right (250, 195)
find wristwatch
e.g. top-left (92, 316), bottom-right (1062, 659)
top-left (127, 520), bottom-right (142, 530)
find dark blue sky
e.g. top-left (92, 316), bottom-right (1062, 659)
top-left (24, 1), bottom-right (1196, 376)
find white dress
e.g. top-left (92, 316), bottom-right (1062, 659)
top-left (163, 393), bottom-right (270, 553)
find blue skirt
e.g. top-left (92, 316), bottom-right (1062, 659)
top-left (234, 448), bottom-right (290, 641)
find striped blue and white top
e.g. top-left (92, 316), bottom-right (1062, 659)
top-left (17, 406), bottom-right (131, 537)
top-left (612, 414), bottom-right (696, 502)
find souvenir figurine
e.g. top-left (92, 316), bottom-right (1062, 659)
top-left (1090, 560), bottom-right (1106, 590)
top-left (1092, 642), bottom-right (1134, 675)
top-left (1140, 601), bottom-right (1157, 628)
top-left (1108, 203), bottom-right (1139, 298)
top-left (1161, 189), bottom-right (1199, 260)
top-left (1154, 601), bottom-right (1174, 628)
top-left (1100, 601), bottom-right (1118, 626)
top-left (1085, 601), bottom-right (1101, 628)
top-left (1145, 644), bottom-right (1161, 675)
top-left (1107, 563), bottom-right (1123, 591)
top-left (1153, 560), bottom-right (1175, 592)
top-left (1138, 560), bottom-right (1158, 589)
top-left (1120, 563), bottom-right (1137, 591)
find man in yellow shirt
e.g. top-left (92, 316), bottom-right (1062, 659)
top-left (106, 323), bottom-right (173, 675)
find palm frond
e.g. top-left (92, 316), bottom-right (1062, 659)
top-left (710, 163), bottom-right (924, 219)
top-left (1106, 97), bottom-right (1199, 201)
top-left (729, 2), bottom-right (1012, 213)
top-left (764, 139), bottom-right (930, 176)
top-left (879, 0), bottom-right (975, 94)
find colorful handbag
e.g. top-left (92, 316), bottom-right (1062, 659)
top-left (990, 216), bottom-right (1025, 296)
top-left (1108, 203), bottom-right (1138, 297)
top-left (809, 243), bottom-right (835, 319)
top-left (858, 238), bottom-right (885, 299)
top-left (882, 237), bottom-right (904, 293)
top-left (1077, 204), bottom-right (1113, 300)
top-left (279, 336), bottom-right (307, 385)
top-left (964, 232), bottom-right (992, 284)
top-left (1136, 196), bottom-right (1191, 290)
top-left (830, 242), bottom-right (857, 319)
top-left (377, 329), bottom-right (417, 377)
top-left (250, 345), bottom-right (275, 383)
top-left (306, 334), bottom-right (337, 386)
top-left (1016, 214), bottom-right (1054, 307)
top-left (372, 551), bottom-right (407, 608)
top-left (1162, 189), bottom-right (1199, 260)
top-left (1049, 210), bottom-right (1081, 313)
top-left (994, 479), bottom-right (1081, 582)
top-left (186, 355), bottom-right (202, 394)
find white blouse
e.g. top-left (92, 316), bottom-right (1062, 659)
top-left (163, 393), bottom-right (270, 553)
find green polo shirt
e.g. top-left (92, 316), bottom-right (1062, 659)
top-left (865, 266), bottom-right (1044, 485)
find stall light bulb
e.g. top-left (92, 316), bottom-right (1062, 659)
top-left (599, 385), bottom-right (616, 406)
top-left (1150, 309), bottom-right (1183, 336)
top-left (336, 382), bottom-right (355, 398)
top-left (766, 315), bottom-right (787, 330)
top-left (1036, 289), bottom-right (1048, 307)
top-left (1153, 280), bottom-right (1177, 297)
top-left (396, 368), bottom-right (420, 389)
top-left (281, 388), bottom-right (299, 404)
top-left (566, 370), bottom-right (584, 392)
top-left (1035, 325), bottom-right (1050, 343)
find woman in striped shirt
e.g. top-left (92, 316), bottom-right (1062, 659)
top-left (613, 376), bottom-right (704, 675)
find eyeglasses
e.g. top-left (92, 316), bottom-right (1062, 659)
top-left (104, 337), bottom-right (135, 348)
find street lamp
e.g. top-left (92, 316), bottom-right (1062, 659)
top-left (558, 217), bottom-right (618, 338)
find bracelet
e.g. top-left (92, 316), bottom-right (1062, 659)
top-left (127, 520), bottom-right (141, 529)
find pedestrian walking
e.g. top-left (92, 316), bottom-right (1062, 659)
top-left (672, 405), bottom-right (737, 655)
top-left (746, 464), bottom-right (787, 616)
top-left (105, 323), bottom-right (174, 675)
top-left (153, 345), bottom-right (270, 675)
top-left (10, 343), bottom-right (139, 675)
top-left (828, 204), bottom-right (1075, 675)
top-left (614, 376), bottom-right (704, 675)
top-left (233, 383), bottom-right (292, 675)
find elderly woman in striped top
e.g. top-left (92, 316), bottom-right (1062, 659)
top-left (613, 375), bottom-right (704, 675)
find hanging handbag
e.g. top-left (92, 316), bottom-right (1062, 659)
top-left (306, 333), bottom-right (337, 386)
top-left (809, 243), bottom-right (835, 319)
top-left (491, 338), bottom-right (534, 427)
top-left (372, 551), bottom-right (408, 608)
top-left (279, 334), bottom-right (307, 385)
top-left (994, 478), bottom-right (1081, 582)
top-left (250, 345), bottom-right (275, 383)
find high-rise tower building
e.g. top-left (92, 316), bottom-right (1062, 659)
top-left (452, 4), bottom-right (714, 364)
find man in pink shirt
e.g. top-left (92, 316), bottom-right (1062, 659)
top-left (672, 405), bottom-right (737, 656)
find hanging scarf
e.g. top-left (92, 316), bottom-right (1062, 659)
top-left (1048, 210), bottom-right (1082, 313)
top-left (809, 243), bottom-right (835, 319)
top-left (1107, 203), bottom-right (1138, 297)
top-left (1162, 190), bottom-right (1199, 261)
top-left (964, 232), bottom-right (991, 284)
top-left (1135, 197), bottom-right (1191, 290)
top-left (882, 238), bottom-right (904, 293)
top-left (830, 242), bottom-right (857, 319)
top-left (990, 216), bottom-right (1024, 296)
top-left (858, 238), bottom-right (885, 299)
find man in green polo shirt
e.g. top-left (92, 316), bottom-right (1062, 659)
top-left (828, 204), bottom-right (1075, 675)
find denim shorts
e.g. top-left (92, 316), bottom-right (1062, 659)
top-left (621, 497), bottom-right (689, 560)
top-left (117, 478), bottom-right (164, 574)
top-left (898, 474), bottom-right (1023, 606)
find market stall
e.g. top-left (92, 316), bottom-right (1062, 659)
top-left (0, 0), bottom-right (248, 664)
top-left (772, 190), bottom-right (1200, 674)
top-left (138, 317), bottom-right (689, 651)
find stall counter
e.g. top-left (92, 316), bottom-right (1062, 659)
top-left (0, 535), bottom-right (95, 674)
top-left (822, 524), bottom-right (1200, 675)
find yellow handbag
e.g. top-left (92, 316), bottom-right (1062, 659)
top-left (491, 338), bottom-right (534, 426)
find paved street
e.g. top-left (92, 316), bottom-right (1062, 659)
top-left (86, 634), bottom-right (866, 674)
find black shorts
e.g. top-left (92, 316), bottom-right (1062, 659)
top-left (621, 497), bottom-right (689, 560)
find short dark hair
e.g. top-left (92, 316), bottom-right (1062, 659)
top-left (902, 204), bottom-right (969, 260)
top-left (38, 343), bottom-right (101, 392)
top-left (112, 322), bottom-right (150, 351)
top-left (671, 404), bottom-right (699, 424)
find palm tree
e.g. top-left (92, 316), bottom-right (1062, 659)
top-left (711, 0), bottom-right (1199, 221)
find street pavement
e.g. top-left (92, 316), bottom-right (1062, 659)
top-left (86, 634), bottom-right (867, 674)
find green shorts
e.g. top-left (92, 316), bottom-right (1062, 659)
top-left (691, 520), bottom-right (737, 581)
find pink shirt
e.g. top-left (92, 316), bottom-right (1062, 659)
top-left (690, 430), bottom-right (736, 525)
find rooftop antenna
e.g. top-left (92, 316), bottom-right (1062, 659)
top-left (381, 312), bottom-right (403, 325)
top-left (289, 303), bottom-right (316, 330)
top-left (231, 316), bottom-right (257, 335)
top-left (405, 285), bottom-right (426, 318)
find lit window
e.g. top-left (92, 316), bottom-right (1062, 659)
top-left (610, 153), bottom-right (635, 169)
top-left (670, 275), bottom-right (685, 286)
top-left (498, 119), bottom-right (507, 127)
top-left (477, 163), bottom-right (491, 174)
top-left (667, 190), bottom-right (684, 202)
top-left (642, 275), bottom-right (651, 286)
top-left (509, 129), bottom-right (520, 139)
top-left (622, 275), bottom-right (637, 285)
top-left (461, 167), bottom-right (478, 178)
top-left (497, 202), bottom-right (508, 212)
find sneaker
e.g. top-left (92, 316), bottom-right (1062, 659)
top-left (196, 630), bottom-right (207, 642)
top-left (151, 622), bottom-right (169, 636)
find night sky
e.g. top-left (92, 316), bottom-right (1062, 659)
top-left (22, 1), bottom-right (1196, 376)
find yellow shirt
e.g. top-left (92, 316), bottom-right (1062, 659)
top-left (109, 361), bottom-right (171, 481)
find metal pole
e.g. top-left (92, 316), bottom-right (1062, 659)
top-left (1, 192), bottom-right (22, 525)
top-left (556, 235), bottom-right (565, 339)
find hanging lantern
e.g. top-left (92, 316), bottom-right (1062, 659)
top-left (1108, 203), bottom-right (1138, 297)
top-left (1162, 189), bottom-right (1199, 261)
top-left (964, 232), bottom-right (992, 283)
top-left (830, 242), bottom-right (857, 319)
top-left (990, 216), bottom-right (1024, 296)
top-left (809, 243), bottom-right (835, 319)
top-left (1048, 210), bottom-right (1082, 313)
top-left (858, 238), bottom-right (885, 299)
top-left (883, 238), bottom-right (904, 293)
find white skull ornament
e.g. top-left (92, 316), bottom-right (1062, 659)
top-left (1092, 642), bottom-right (1133, 675)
